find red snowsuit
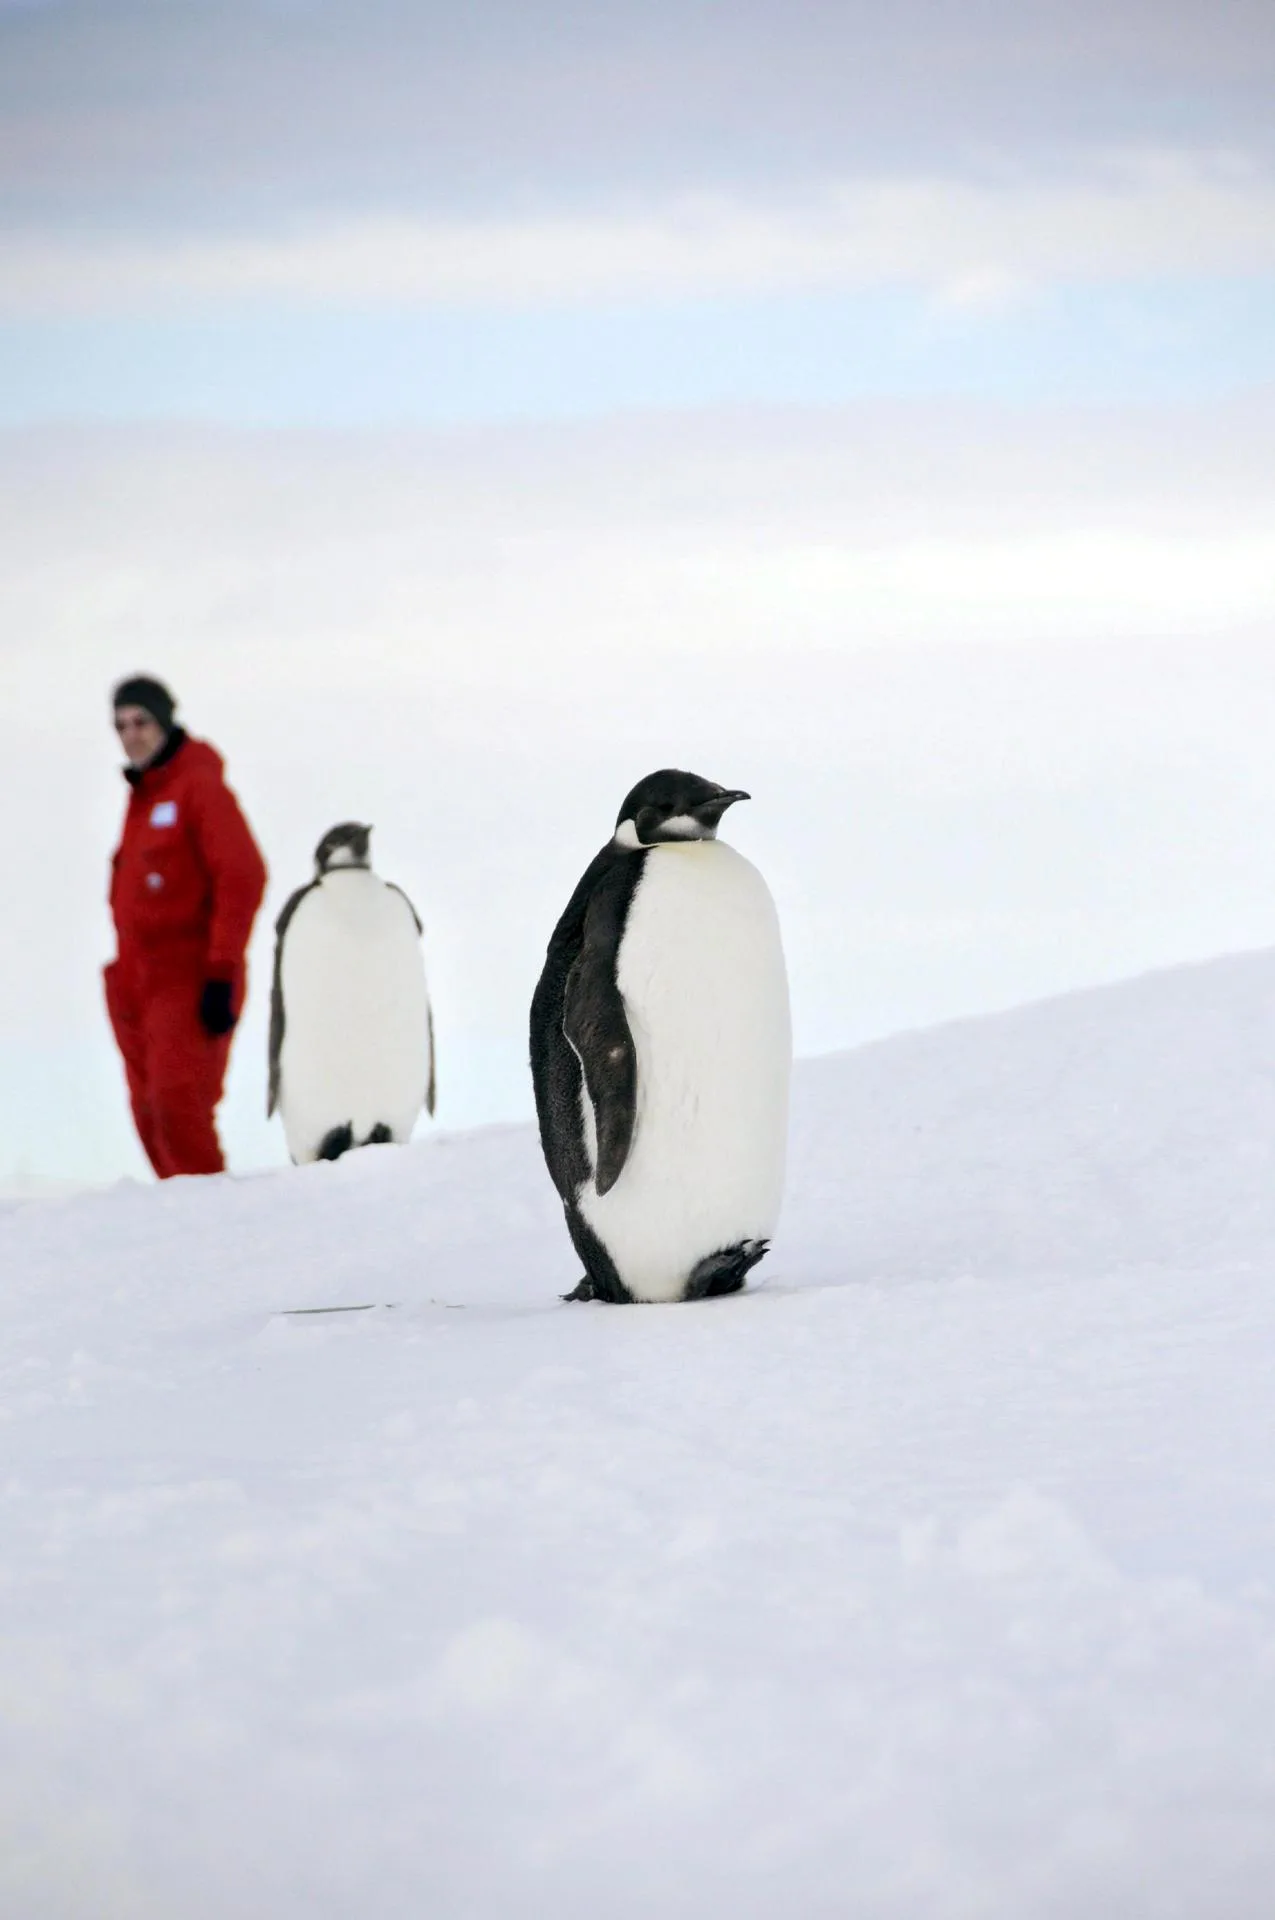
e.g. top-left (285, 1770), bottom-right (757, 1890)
top-left (105, 731), bottom-right (267, 1178)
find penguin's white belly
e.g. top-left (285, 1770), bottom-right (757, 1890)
top-left (578, 839), bottom-right (791, 1302)
top-left (278, 876), bottom-right (431, 1163)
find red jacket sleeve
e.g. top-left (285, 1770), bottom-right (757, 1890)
top-left (185, 768), bottom-right (268, 974)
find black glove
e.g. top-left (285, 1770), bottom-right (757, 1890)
top-left (199, 979), bottom-right (238, 1037)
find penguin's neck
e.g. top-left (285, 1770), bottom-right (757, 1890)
top-left (613, 825), bottom-right (717, 853)
top-left (649, 838), bottom-right (717, 860)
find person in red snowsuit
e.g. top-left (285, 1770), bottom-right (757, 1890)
top-left (105, 676), bottom-right (267, 1178)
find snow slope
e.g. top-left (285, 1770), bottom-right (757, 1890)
top-left (3, 950), bottom-right (1275, 1918)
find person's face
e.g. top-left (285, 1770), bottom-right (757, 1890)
top-left (114, 705), bottom-right (165, 768)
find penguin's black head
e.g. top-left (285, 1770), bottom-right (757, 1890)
top-left (614, 770), bottom-right (750, 848)
top-left (314, 821), bottom-right (373, 873)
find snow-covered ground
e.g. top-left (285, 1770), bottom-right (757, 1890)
top-left (4, 950), bottom-right (1275, 1918)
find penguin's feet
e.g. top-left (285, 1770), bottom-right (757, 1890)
top-left (316, 1123), bottom-right (355, 1162)
top-left (561, 1275), bottom-right (596, 1303)
top-left (684, 1239), bottom-right (770, 1301)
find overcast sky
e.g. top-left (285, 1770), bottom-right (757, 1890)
top-left (2, 0), bottom-right (1273, 1186)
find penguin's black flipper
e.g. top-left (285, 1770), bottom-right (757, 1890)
top-left (563, 954), bottom-right (636, 1196)
top-left (562, 861), bottom-right (639, 1196)
top-left (385, 881), bottom-right (424, 934)
top-left (267, 880), bottom-right (319, 1117)
top-left (531, 838), bottom-right (643, 1203)
top-left (385, 880), bottom-right (436, 1117)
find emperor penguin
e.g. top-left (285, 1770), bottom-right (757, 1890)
top-left (530, 769), bottom-right (791, 1304)
top-left (268, 822), bottom-right (436, 1164)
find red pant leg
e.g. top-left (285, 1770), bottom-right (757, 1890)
top-left (104, 960), bottom-right (173, 1178)
top-left (144, 973), bottom-right (233, 1178)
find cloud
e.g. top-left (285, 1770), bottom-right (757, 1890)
top-left (2, 152), bottom-right (1273, 317)
top-left (5, 399), bottom-right (1275, 706)
top-left (3, 1), bottom-right (1272, 232)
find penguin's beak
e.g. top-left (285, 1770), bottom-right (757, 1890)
top-left (694, 788), bottom-right (749, 826)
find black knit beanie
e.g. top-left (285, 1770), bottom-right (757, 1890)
top-left (113, 675), bottom-right (177, 733)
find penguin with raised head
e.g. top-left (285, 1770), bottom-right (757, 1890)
top-left (530, 769), bottom-right (791, 1304)
top-left (269, 822), bottom-right (435, 1164)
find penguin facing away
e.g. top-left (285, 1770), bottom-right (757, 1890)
top-left (530, 769), bottom-right (791, 1304)
top-left (269, 822), bottom-right (435, 1164)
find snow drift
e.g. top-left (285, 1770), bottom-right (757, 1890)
top-left (792, 941), bottom-right (1275, 1281)
top-left (2, 949), bottom-right (1275, 1918)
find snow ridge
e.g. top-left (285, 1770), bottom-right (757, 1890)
top-left (3, 948), bottom-right (1275, 1916)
